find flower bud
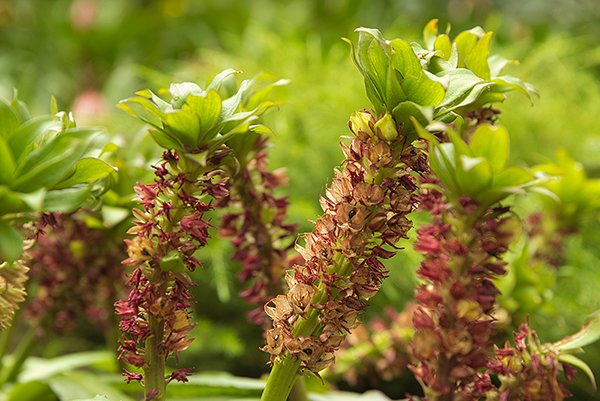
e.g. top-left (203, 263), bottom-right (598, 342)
top-left (374, 113), bottom-right (398, 141)
top-left (349, 111), bottom-right (375, 139)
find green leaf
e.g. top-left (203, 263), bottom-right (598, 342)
top-left (437, 69), bottom-right (485, 109)
top-left (492, 166), bottom-right (534, 188)
top-left (206, 69), bottom-right (240, 91)
top-left (116, 97), bottom-right (164, 129)
top-left (149, 128), bottom-right (184, 150)
top-left (0, 136), bottom-right (16, 185)
top-left (454, 31), bottom-right (479, 68)
top-left (56, 158), bottom-right (115, 189)
top-left (49, 372), bottom-right (134, 401)
top-left (164, 109), bottom-right (200, 147)
top-left (457, 155), bottom-right (492, 196)
top-left (434, 34), bottom-right (452, 60)
top-left (0, 186), bottom-right (30, 214)
top-left (186, 89), bottom-right (222, 143)
top-left (101, 206), bottom-right (131, 228)
top-left (0, 99), bottom-right (20, 140)
top-left (220, 80), bottom-right (250, 121)
top-left (19, 351), bottom-right (116, 382)
top-left (9, 117), bottom-right (61, 160)
top-left (390, 40), bottom-right (445, 107)
top-left (43, 186), bottom-right (92, 213)
top-left (423, 19), bottom-right (438, 50)
top-left (553, 311), bottom-right (600, 352)
top-left (169, 82), bottom-right (203, 108)
top-left (392, 101), bottom-right (433, 141)
top-left (430, 143), bottom-right (460, 195)
top-left (464, 32), bottom-right (492, 80)
top-left (558, 353), bottom-right (597, 390)
top-left (469, 125), bottom-right (509, 172)
top-left (13, 128), bottom-right (101, 192)
top-left (4, 381), bottom-right (58, 401)
top-left (492, 75), bottom-right (538, 103)
top-left (0, 221), bottom-right (24, 262)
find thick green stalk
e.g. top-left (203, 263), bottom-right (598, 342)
top-left (261, 254), bottom-right (351, 401)
top-left (144, 312), bottom-right (166, 401)
top-left (289, 377), bottom-right (309, 401)
top-left (260, 357), bottom-right (301, 401)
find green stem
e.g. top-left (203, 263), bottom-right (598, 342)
top-left (0, 325), bottom-right (37, 385)
top-left (260, 356), bottom-right (301, 401)
top-left (289, 376), bottom-right (309, 401)
top-left (144, 313), bottom-right (166, 401)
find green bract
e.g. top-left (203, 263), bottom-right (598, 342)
top-left (346, 20), bottom-right (536, 141)
top-left (0, 97), bottom-right (114, 262)
top-left (118, 70), bottom-right (288, 154)
top-left (417, 122), bottom-right (534, 206)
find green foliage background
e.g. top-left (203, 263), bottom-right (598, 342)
top-left (1, 0), bottom-right (599, 399)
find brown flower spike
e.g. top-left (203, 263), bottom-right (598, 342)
top-left (262, 111), bottom-right (425, 375)
top-left (219, 136), bottom-right (298, 325)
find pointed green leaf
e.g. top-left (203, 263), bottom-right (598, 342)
top-left (434, 34), bottom-right (452, 60)
top-left (169, 82), bottom-right (203, 108)
top-left (430, 143), bottom-right (460, 195)
top-left (9, 117), bottom-right (61, 160)
top-left (56, 158), bottom-right (115, 189)
top-left (116, 96), bottom-right (164, 129)
top-left (164, 109), bottom-right (200, 147)
top-left (0, 220), bottom-right (24, 262)
top-left (488, 54), bottom-right (515, 77)
top-left (554, 312), bottom-right (600, 351)
top-left (43, 186), bottom-right (92, 212)
top-left (437, 69), bottom-right (485, 109)
top-left (149, 128), bottom-right (184, 150)
top-left (423, 19), bottom-right (439, 50)
top-left (457, 155), bottom-right (492, 196)
top-left (13, 128), bottom-right (101, 192)
top-left (454, 31), bottom-right (478, 68)
top-left (4, 381), bottom-right (57, 401)
top-left (558, 353), bottom-right (597, 390)
top-left (207, 69), bottom-right (241, 91)
top-left (221, 80), bottom-right (250, 121)
top-left (0, 99), bottom-right (20, 139)
top-left (493, 166), bottom-right (534, 188)
top-left (465, 31), bottom-right (492, 80)
top-left (469, 124), bottom-right (509, 172)
top-left (0, 136), bottom-right (16, 185)
top-left (0, 186), bottom-right (30, 214)
top-left (19, 351), bottom-right (116, 382)
top-left (186, 89), bottom-right (222, 139)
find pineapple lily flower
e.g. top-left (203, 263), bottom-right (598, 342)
top-left (115, 70), bottom-right (283, 401)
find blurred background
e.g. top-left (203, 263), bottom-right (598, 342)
top-left (1, 0), bottom-right (600, 399)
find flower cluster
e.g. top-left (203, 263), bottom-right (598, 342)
top-left (410, 183), bottom-right (517, 400)
top-left (26, 213), bottom-right (125, 334)
top-left (0, 260), bottom-right (29, 330)
top-left (262, 111), bottom-right (422, 374)
top-left (115, 150), bottom-right (228, 390)
top-left (219, 137), bottom-right (298, 325)
top-left (488, 323), bottom-right (574, 401)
